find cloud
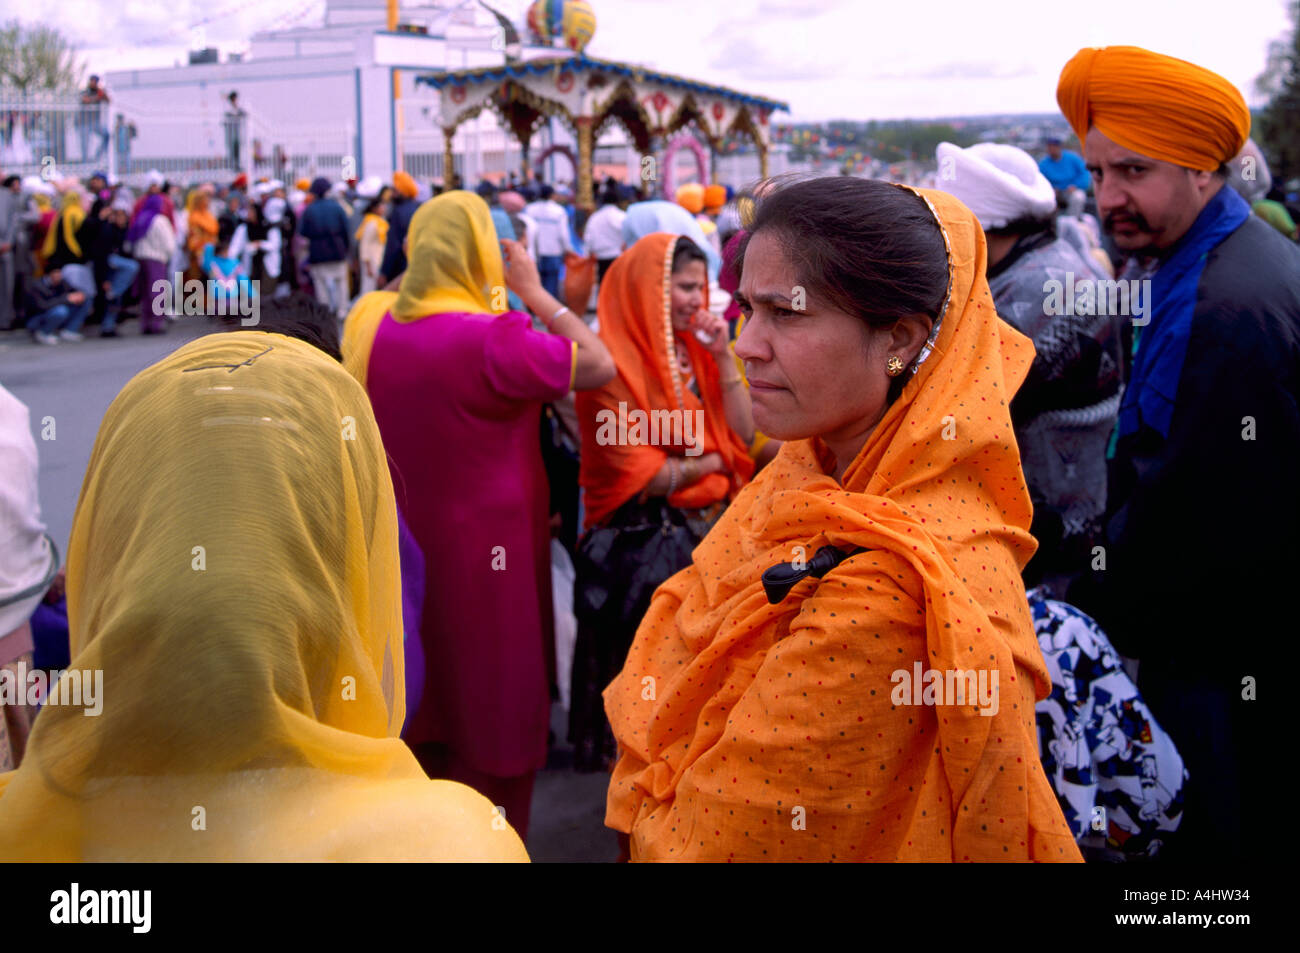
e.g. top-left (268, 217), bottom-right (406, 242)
top-left (707, 36), bottom-right (842, 82)
top-left (912, 61), bottom-right (1036, 81)
top-left (754, 0), bottom-right (844, 13)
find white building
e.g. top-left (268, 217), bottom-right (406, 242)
top-left (105, 0), bottom-right (639, 187)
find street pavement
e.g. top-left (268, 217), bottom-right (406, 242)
top-left (0, 314), bottom-right (617, 863)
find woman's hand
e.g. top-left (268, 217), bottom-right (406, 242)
top-left (501, 238), bottom-right (541, 298)
top-left (691, 452), bottom-right (725, 478)
top-left (692, 309), bottom-right (732, 361)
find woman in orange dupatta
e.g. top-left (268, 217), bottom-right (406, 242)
top-left (604, 178), bottom-right (1082, 862)
top-left (570, 234), bottom-right (754, 772)
top-left (184, 189), bottom-right (218, 283)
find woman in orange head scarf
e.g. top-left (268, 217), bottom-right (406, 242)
top-left (184, 189), bottom-right (218, 283)
top-left (570, 234), bottom-right (755, 772)
top-left (603, 177), bottom-right (1082, 862)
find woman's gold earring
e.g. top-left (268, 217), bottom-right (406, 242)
top-left (886, 355), bottom-right (905, 377)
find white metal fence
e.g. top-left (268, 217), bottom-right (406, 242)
top-left (1, 86), bottom-right (354, 188)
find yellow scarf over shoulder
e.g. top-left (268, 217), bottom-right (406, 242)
top-left (342, 190), bottom-right (506, 390)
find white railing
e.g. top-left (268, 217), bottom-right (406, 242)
top-left (1, 86), bottom-right (355, 188)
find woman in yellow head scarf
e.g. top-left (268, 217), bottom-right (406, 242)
top-left (604, 177), bottom-right (1082, 862)
top-left (40, 188), bottom-right (87, 266)
top-left (341, 190), bottom-right (612, 840)
top-left (0, 330), bottom-right (528, 861)
top-left (355, 195), bottom-right (391, 297)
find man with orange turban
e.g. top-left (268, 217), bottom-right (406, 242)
top-left (1060, 46), bottom-right (1300, 863)
top-left (379, 171), bottom-right (422, 285)
top-left (676, 183), bottom-right (720, 258)
top-left (703, 184), bottom-right (727, 217)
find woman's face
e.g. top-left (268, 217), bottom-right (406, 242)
top-left (733, 230), bottom-right (897, 451)
top-left (669, 259), bottom-right (706, 329)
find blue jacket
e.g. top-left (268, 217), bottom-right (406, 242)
top-left (298, 197), bottom-right (350, 264)
top-left (1038, 151), bottom-right (1091, 192)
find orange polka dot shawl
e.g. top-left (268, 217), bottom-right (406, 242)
top-left (603, 188), bottom-right (1083, 862)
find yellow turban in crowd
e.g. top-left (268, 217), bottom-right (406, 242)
top-left (1057, 45), bottom-right (1250, 172)
top-left (393, 170), bottom-right (419, 199)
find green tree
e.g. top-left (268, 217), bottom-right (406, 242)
top-left (1256, 1), bottom-right (1300, 185)
top-left (0, 19), bottom-right (84, 92)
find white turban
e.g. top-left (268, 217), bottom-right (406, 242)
top-left (935, 141), bottom-right (1056, 230)
top-left (1228, 138), bottom-right (1271, 204)
top-left (356, 175), bottom-right (383, 199)
top-left (263, 196), bottom-right (286, 225)
top-left (20, 176), bottom-right (53, 197)
top-left (146, 168), bottom-right (165, 189)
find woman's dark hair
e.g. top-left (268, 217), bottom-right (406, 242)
top-left (216, 217), bottom-right (237, 248)
top-left (219, 292), bottom-right (342, 362)
top-left (362, 197), bottom-right (384, 217)
top-left (733, 176), bottom-right (949, 403)
top-left (986, 215), bottom-right (1054, 239)
top-left (671, 235), bottom-right (708, 274)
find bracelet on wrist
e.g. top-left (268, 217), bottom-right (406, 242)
top-left (550, 305), bottom-right (572, 327)
top-left (667, 458), bottom-right (680, 496)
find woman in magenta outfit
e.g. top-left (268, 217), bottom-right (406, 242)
top-left (342, 191), bottom-right (614, 839)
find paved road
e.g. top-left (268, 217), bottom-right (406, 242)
top-left (0, 319), bottom-right (211, 554)
top-left (0, 315), bottom-right (617, 862)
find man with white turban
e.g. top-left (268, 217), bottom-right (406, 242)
top-left (935, 141), bottom-right (1120, 568)
top-left (1060, 45), bottom-right (1300, 863)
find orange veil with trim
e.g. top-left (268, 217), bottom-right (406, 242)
top-left (576, 233), bottom-right (753, 530)
top-left (603, 189), bottom-right (1082, 862)
top-left (186, 191), bottom-right (218, 253)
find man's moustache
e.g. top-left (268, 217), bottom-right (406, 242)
top-left (1105, 213), bottom-right (1149, 232)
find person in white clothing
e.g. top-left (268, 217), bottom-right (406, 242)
top-left (582, 186), bottom-right (627, 284)
top-left (523, 184), bottom-right (572, 298)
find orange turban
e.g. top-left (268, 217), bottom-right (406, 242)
top-left (675, 182), bottom-right (705, 214)
top-left (393, 171), bottom-right (419, 199)
top-left (1057, 46), bottom-right (1250, 172)
top-left (703, 184), bottom-right (726, 212)
top-left (295, 177), bottom-right (311, 192)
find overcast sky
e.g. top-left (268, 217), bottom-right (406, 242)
top-left (5, 0), bottom-right (1293, 121)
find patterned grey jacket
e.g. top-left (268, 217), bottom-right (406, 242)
top-left (988, 230), bottom-right (1123, 535)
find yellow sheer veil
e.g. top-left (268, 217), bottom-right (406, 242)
top-left (0, 332), bottom-right (527, 861)
top-left (392, 190), bottom-right (504, 322)
top-left (342, 290), bottom-right (398, 391)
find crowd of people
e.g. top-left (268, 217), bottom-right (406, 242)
top-left (0, 43), bottom-right (1296, 862)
